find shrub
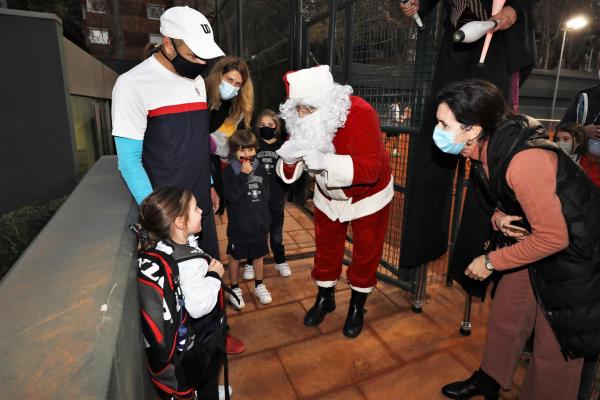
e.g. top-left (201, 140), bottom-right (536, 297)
top-left (0, 197), bottom-right (66, 280)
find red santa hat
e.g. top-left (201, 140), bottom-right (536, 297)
top-left (283, 65), bottom-right (335, 100)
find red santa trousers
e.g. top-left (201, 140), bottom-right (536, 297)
top-left (312, 204), bottom-right (390, 290)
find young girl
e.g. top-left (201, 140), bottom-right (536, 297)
top-left (223, 130), bottom-right (272, 308)
top-left (554, 122), bottom-right (586, 163)
top-left (137, 186), bottom-right (230, 400)
top-left (243, 110), bottom-right (291, 280)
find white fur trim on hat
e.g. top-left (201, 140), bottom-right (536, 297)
top-left (286, 65), bottom-right (335, 100)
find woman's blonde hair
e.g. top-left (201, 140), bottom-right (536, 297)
top-left (206, 56), bottom-right (254, 129)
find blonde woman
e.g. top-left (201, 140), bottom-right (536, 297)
top-left (205, 56), bottom-right (254, 215)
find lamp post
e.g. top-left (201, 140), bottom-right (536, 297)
top-left (550, 16), bottom-right (588, 120)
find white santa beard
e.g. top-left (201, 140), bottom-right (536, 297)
top-left (280, 83), bottom-right (353, 154)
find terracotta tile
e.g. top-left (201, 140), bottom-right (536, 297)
top-left (283, 218), bottom-right (303, 231)
top-left (261, 259), bottom-right (313, 280)
top-left (295, 214), bottom-right (315, 230)
top-left (226, 302), bottom-right (321, 355)
top-left (359, 352), bottom-right (472, 400)
top-left (227, 351), bottom-right (298, 400)
top-left (299, 289), bottom-right (403, 335)
top-left (313, 386), bottom-right (366, 400)
top-left (278, 329), bottom-right (398, 398)
top-left (288, 230), bottom-right (315, 247)
top-left (254, 266), bottom-right (318, 309)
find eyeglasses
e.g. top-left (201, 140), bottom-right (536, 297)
top-left (296, 104), bottom-right (317, 115)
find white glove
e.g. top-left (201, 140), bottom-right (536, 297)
top-left (276, 141), bottom-right (303, 164)
top-left (297, 149), bottom-right (328, 171)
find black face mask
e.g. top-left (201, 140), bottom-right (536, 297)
top-left (162, 39), bottom-right (207, 80)
top-left (259, 127), bottom-right (276, 140)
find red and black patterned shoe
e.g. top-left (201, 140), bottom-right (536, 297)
top-left (226, 334), bottom-right (246, 355)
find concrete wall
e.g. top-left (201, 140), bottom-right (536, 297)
top-left (63, 38), bottom-right (118, 99)
top-left (0, 156), bottom-right (155, 399)
top-left (0, 9), bottom-right (78, 214)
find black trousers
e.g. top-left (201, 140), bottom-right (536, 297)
top-left (247, 204), bottom-right (286, 265)
top-left (198, 208), bottom-right (220, 261)
top-left (269, 205), bottom-right (286, 264)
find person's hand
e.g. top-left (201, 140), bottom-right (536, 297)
top-left (495, 214), bottom-right (529, 240)
top-left (210, 187), bottom-right (220, 213)
top-left (465, 255), bottom-right (493, 281)
top-left (208, 258), bottom-right (225, 277)
top-left (277, 141), bottom-right (302, 164)
top-left (584, 124), bottom-right (600, 140)
top-left (490, 6), bottom-right (517, 32)
top-left (241, 160), bottom-right (253, 174)
top-left (400, 0), bottom-right (419, 17)
top-left (297, 149), bottom-right (328, 171)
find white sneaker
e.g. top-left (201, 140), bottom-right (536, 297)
top-left (242, 264), bottom-right (255, 280)
top-left (227, 287), bottom-right (245, 310)
top-left (218, 384), bottom-right (233, 400)
top-left (253, 283), bottom-right (272, 304)
top-left (274, 262), bottom-right (292, 277)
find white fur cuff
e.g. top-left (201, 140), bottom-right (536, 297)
top-left (326, 153), bottom-right (353, 187)
top-left (316, 280), bottom-right (338, 288)
top-left (350, 284), bottom-right (373, 293)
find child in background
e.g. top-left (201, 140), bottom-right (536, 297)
top-left (554, 123), bottom-right (586, 164)
top-left (243, 110), bottom-right (292, 280)
top-left (223, 130), bottom-right (272, 309)
top-left (137, 186), bottom-right (230, 400)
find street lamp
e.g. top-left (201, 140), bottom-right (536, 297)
top-left (551, 16), bottom-right (588, 119)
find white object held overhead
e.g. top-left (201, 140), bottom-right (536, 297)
top-left (453, 20), bottom-right (498, 43)
top-left (400, 0), bottom-right (424, 30)
top-left (478, 0), bottom-right (506, 66)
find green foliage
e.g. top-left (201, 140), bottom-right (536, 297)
top-left (0, 198), bottom-right (66, 281)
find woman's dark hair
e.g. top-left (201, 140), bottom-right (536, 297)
top-left (554, 123), bottom-right (586, 157)
top-left (436, 78), bottom-right (514, 142)
top-left (228, 129), bottom-right (259, 159)
top-left (254, 109), bottom-right (282, 140)
top-left (136, 186), bottom-right (194, 251)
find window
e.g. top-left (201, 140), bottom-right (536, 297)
top-left (149, 33), bottom-right (163, 45)
top-left (86, 0), bottom-right (107, 13)
top-left (88, 28), bottom-right (110, 45)
top-left (147, 4), bottom-right (165, 20)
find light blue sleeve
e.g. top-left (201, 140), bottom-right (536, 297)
top-left (115, 136), bottom-right (153, 205)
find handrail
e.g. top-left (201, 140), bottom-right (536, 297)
top-left (0, 156), bottom-right (154, 399)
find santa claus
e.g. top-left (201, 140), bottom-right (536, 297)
top-left (276, 65), bottom-right (393, 338)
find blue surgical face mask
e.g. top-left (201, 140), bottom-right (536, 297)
top-left (433, 125), bottom-right (469, 154)
top-left (219, 80), bottom-right (240, 100)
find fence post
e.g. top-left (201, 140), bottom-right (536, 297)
top-left (342, 1), bottom-right (353, 84)
top-left (326, 0), bottom-right (337, 66)
top-left (460, 293), bottom-right (473, 336)
top-left (411, 263), bottom-right (428, 313)
top-left (236, 0), bottom-right (243, 57)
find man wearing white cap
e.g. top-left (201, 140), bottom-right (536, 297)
top-left (112, 6), bottom-right (224, 258)
top-left (276, 65), bottom-right (394, 338)
top-left (111, 5), bottom-right (246, 384)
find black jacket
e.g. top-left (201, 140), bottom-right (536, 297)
top-left (256, 139), bottom-right (289, 209)
top-left (223, 160), bottom-right (271, 243)
top-left (559, 84), bottom-right (600, 127)
top-left (487, 117), bottom-right (600, 359)
top-left (419, 0), bottom-right (536, 75)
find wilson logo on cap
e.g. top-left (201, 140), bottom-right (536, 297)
top-left (201, 24), bottom-right (211, 34)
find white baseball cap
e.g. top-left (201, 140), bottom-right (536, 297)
top-left (160, 6), bottom-right (225, 60)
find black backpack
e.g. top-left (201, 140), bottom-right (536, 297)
top-left (137, 245), bottom-right (231, 400)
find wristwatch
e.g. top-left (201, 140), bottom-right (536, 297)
top-left (484, 253), bottom-right (495, 271)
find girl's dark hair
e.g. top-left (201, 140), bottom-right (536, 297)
top-left (436, 78), bottom-right (514, 142)
top-left (254, 109), bottom-right (282, 140)
top-left (228, 129), bottom-right (259, 159)
top-left (554, 123), bottom-right (586, 156)
top-left (136, 186), bottom-right (194, 251)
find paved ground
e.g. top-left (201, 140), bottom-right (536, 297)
top-left (215, 204), bottom-right (526, 400)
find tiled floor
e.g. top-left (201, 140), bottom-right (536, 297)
top-left (216, 203), bottom-right (526, 400)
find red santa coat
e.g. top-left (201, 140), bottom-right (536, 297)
top-left (277, 96), bottom-right (393, 222)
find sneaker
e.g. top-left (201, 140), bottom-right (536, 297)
top-left (254, 283), bottom-right (272, 304)
top-left (218, 384), bottom-right (233, 400)
top-left (242, 264), bottom-right (255, 280)
top-left (274, 262), bottom-right (292, 277)
top-left (227, 287), bottom-right (245, 310)
top-left (226, 334), bottom-right (246, 355)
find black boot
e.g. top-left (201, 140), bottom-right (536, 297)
top-left (441, 369), bottom-right (500, 400)
top-left (304, 286), bottom-right (336, 326)
top-left (342, 289), bottom-right (368, 338)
